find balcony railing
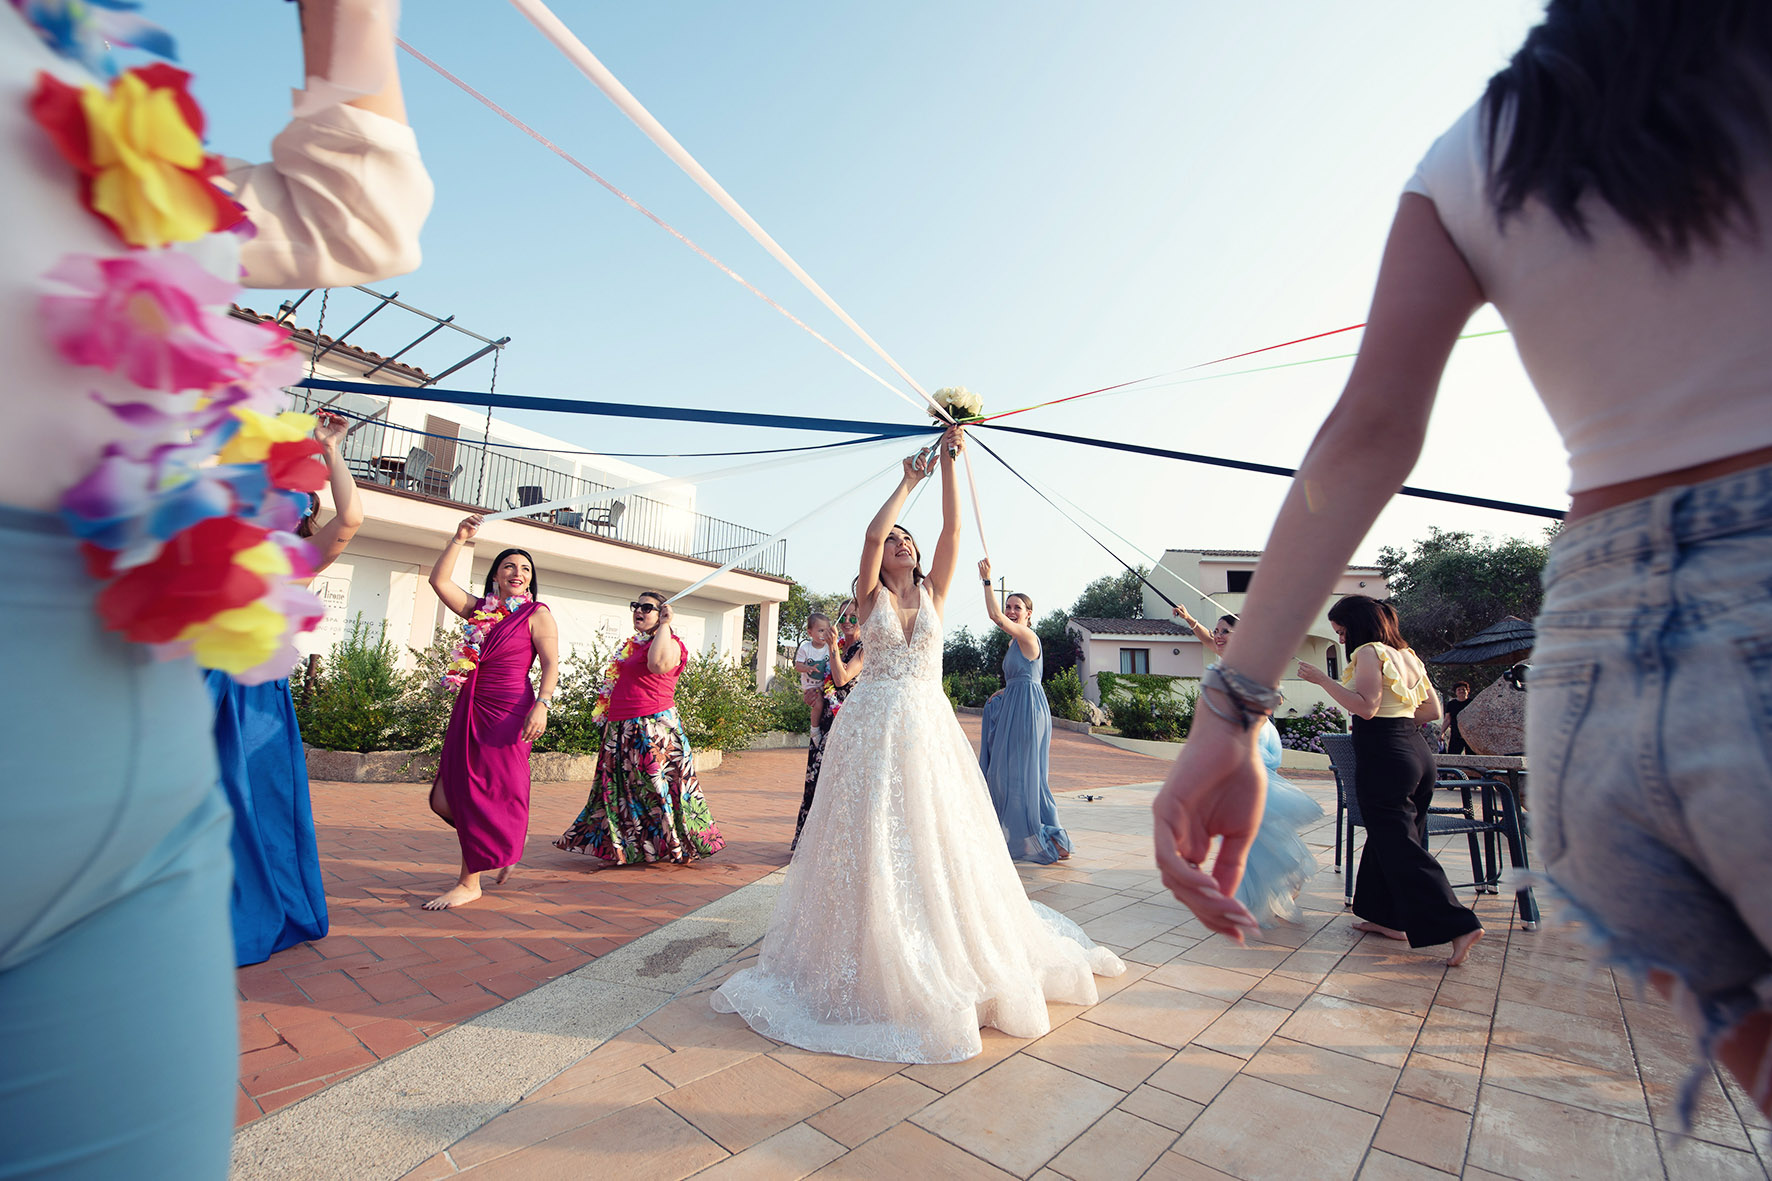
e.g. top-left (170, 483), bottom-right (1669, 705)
top-left (293, 394), bottom-right (787, 578)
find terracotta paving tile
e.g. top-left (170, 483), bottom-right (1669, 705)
top-left (1488, 998), bottom-right (1634, 1077)
top-left (1466, 1085), bottom-right (1660, 1181)
top-left (1193, 999), bottom-right (1292, 1060)
top-left (1241, 972), bottom-right (1316, 1011)
top-left (450, 1066), bottom-right (671, 1169)
top-left (1046, 1109), bottom-right (1178, 1181)
top-left (911, 1055), bottom-right (1123, 1178)
top-left (254, 1076), bottom-right (333, 1115)
top-left (1276, 994), bottom-right (1423, 1069)
top-left (901, 1028), bottom-right (1033, 1094)
top-left (1431, 979), bottom-right (1498, 1017)
top-left (1244, 1037), bottom-right (1400, 1116)
top-left (454, 1098), bottom-right (725, 1180)
top-left (1177, 1074), bottom-right (1378, 1181)
top-left (660, 1053), bottom-right (842, 1154)
top-left (1141, 1151), bottom-right (1240, 1180)
top-left (521, 1027), bottom-right (671, 1104)
top-left (1394, 1053), bottom-right (1481, 1114)
top-left (1371, 1093), bottom-right (1470, 1174)
top-left (1177, 933), bottom-right (1296, 975)
top-left (1146, 1045), bottom-right (1245, 1106)
top-left (770, 1046), bottom-right (906, 1099)
top-left (806, 1074), bottom-right (942, 1148)
top-left (1079, 980), bottom-right (1229, 1050)
top-left (397, 1151), bottom-right (459, 1180)
top-left (241, 1044), bottom-right (375, 1096)
top-left (1410, 1004), bottom-right (1490, 1071)
top-left (1115, 1084), bottom-right (1204, 1134)
top-left (1480, 1044), bottom-right (1650, 1124)
top-left (1023, 1017), bottom-right (1175, 1091)
top-left (808, 1122), bottom-right (1014, 1179)
top-left (1143, 961), bottom-right (1263, 1003)
top-left (1353, 1149), bottom-right (1450, 1180)
top-left (1654, 1130), bottom-right (1770, 1181)
top-left (693, 1123), bottom-right (847, 1180)
top-left (1316, 970), bottom-right (1439, 1019)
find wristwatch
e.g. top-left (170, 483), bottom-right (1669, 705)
top-left (538, 696), bottom-right (553, 708)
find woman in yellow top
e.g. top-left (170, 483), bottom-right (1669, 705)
top-left (1296, 596), bottom-right (1484, 965)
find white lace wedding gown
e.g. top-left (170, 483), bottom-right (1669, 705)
top-left (711, 582), bottom-right (1125, 1063)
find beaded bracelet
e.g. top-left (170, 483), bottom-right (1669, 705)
top-left (1200, 663), bottom-right (1283, 730)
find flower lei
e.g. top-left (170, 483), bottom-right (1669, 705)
top-left (442, 594), bottom-right (531, 692)
top-left (20, 6), bottom-right (327, 682)
top-left (591, 633), bottom-right (647, 723)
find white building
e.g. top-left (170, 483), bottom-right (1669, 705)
top-left (239, 300), bottom-right (792, 682)
top-left (1068, 549), bottom-right (1390, 718)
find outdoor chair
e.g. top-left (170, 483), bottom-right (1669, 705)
top-left (585, 499), bottom-right (626, 535)
top-left (401, 447), bottom-right (434, 491)
top-left (513, 485), bottom-right (550, 521)
top-left (1321, 732), bottom-right (1539, 929)
top-left (555, 509), bottom-right (584, 530)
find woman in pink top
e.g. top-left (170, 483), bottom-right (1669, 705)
top-left (555, 591), bottom-right (724, 864)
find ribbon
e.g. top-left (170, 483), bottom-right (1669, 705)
top-left (477, 433), bottom-right (905, 523)
top-left (666, 455), bottom-right (907, 604)
top-left (503, 1), bottom-right (944, 422)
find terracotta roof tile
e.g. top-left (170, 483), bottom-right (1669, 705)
top-left (1068, 617), bottom-right (1193, 636)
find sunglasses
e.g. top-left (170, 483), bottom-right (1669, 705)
top-left (630, 601), bottom-right (659, 614)
top-left (838, 615), bottom-right (858, 624)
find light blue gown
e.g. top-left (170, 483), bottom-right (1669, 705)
top-left (978, 643), bottom-right (1072, 863)
top-left (1236, 721), bottom-right (1327, 924)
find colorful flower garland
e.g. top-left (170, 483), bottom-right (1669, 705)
top-left (591, 633), bottom-right (646, 722)
top-left (442, 595), bottom-right (532, 692)
top-left (20, 5), bottom-right (328, 682)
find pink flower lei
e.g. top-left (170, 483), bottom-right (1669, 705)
top-left (592, 632), bottom-right (648, 723)
top-left (442, 594), bottom-right (532, 692)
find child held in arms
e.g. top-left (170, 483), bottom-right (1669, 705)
top-left (795, 613), bottom-right (834, 731)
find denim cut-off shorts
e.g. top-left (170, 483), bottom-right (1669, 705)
top-left (1531, 460), bottom-right (1772, 1076)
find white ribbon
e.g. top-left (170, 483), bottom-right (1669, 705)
top-left (477, 434), bottom-right (903, 523)
top-left (667, 455), bottom-right (906, 604)
top-left (506, 0), bottom-right (945, 423)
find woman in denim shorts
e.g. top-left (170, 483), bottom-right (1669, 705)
top-left (1152, 0), bottom-right (1772, 1118)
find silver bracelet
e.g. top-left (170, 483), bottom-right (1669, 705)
top-left (1200, 663), bottom-right (1282, 730)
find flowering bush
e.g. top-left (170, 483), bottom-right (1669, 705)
top-left (1277, 702), bottom-right (1348, 753)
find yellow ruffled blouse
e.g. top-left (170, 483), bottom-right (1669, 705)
top-left (1341, 642), bottom-right (1433, 718)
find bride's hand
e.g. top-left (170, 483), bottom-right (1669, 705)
top-left (1151, 707), bottom-right (1265, 941)
top-left (903, 447), bottom-right (933, 484)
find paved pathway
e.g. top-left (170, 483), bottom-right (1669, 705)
top-left (381, 781), bottom-right (1770, 1181)
top-left (236, 722), bottom-right (1168, 1123)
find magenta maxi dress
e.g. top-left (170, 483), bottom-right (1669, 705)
top-left (434, 601), bottom-right (544, 872)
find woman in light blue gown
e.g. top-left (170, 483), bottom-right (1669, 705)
top-left (977, 560), bottom-right (1071, 863)
top-left (1172, 608), bottom-right (1324, 923)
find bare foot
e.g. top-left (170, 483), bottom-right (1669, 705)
top-left (422, 883), bottom-right (481, 910)
top-left (494, 865), bottom-right (512, 886)
top-left (1353, 921), bottom-right (1408, 941)
top-left (1447, 927), bottom-right (1485, 967)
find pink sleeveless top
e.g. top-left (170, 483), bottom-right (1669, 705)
top-left (608, 633), bottom-right (688, 721)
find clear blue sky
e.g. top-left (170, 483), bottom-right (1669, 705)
top-left (163, 0), bottom-right (1558, 634)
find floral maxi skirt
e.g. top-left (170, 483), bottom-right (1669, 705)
top-left (557, 708), bottom-right (724, 865)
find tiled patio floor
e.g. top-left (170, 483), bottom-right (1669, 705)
top-left (399, 776), bottom-right (1771, 1181)
top-left (236, 722), bottom-right (1169, 1123)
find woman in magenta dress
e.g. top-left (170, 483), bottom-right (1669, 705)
top-left (555, 591), bottom-right (724, 864)
top-left (424, 515), bottom-right (560, 909)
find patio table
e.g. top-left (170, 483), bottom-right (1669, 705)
top-left (1437, 753), bottom-right (1528, 811)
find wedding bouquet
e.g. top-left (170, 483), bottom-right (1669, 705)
top-left (929, 386), bottom-right (984, 423)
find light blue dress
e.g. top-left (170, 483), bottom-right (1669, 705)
top-left (1236, 721), bottom-right (1327, 924)
top-left (979, 642), bottom-right (1072, 863)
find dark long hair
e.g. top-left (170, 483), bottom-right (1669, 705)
top-left (482, 548), bottom-right (540, 599)
top-left (1327, 595), bottom-right (1408, 659)
top-left (882, 523), bottom-right (925, 585)
top-left (1483, 0), bottom-right (1772, 260)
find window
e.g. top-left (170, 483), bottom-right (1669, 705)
top-left (1326, 646), bottom-right (1340, 680)
top-left (1120, 648), bottom-right (1150, 675)
top-left (1225, 570), bottom-right (1253, 594)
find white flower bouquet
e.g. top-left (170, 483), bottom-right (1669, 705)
top-left (929, 386), bottom-right (984, 423)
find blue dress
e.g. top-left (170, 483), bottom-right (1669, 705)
top-left (1236, 721), bottom-right (1326, 924)
top-left (978, 642), bottom-right (1072, 863)
top-left (206, 671), bottom-right (329, 966)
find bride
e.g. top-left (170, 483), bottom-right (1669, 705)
top-left (712, 426), bottom-right (1124, 1063)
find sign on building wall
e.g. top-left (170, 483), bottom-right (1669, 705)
top-left (298, 566), bottom-right (354, 658)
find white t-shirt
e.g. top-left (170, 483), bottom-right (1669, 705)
top-left (795, 640), bottom-right (831, 691)
top-left (1403, 100), bottom-right (1772, 494)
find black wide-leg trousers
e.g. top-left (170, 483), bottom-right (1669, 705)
top-left (1351, 716), bottom-right (1482, 948)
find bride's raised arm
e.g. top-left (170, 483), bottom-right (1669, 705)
top-left (856, 441), bottom-right (936, 621)
top-left (924, 426), bottom-right (965, 611)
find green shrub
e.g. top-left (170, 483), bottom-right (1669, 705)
top-left (530, 646), bottom-right (609, 756)
top-left (1043, 667), bottom-right (1089, 723)
top-left (941, 670), bottom-right (1001, 710)
top-left (1112, 682), bottom-right (1198, 742)
top-left (1096, 670), bottom-right (1181, 705)
top-left (768, 678), bottom-right (811, 732)
top-left (675, 651), bottom-right (775, 753)
top-left (295, 615), bottom-right (445, 752)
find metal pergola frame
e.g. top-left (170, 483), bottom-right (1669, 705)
top-left (275, 286), bottom-right (510, 386)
